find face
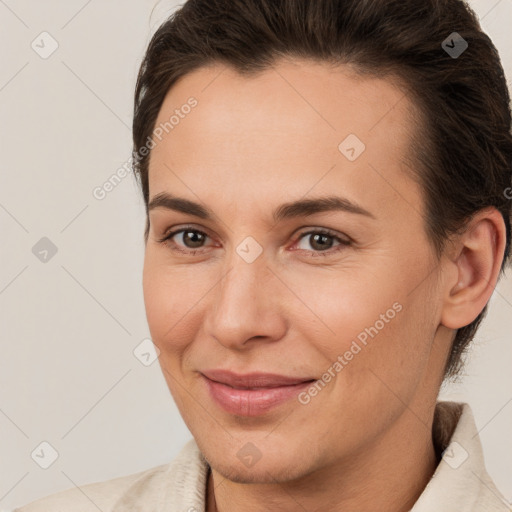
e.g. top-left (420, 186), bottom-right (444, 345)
top-left (142, 59), bottom-right (452, 483)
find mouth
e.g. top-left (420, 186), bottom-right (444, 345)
top-left (221, 383), bottom-right (306, 390)
top-left (201, 369), bottom-right (316, 388)
top-left (200, 370), bottom-right (316, 416)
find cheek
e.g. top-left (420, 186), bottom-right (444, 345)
top-left (288, 267), bottom-right (403, 350)
top-left (142, 255), bottom-right (204, 352)
top-left (142, 259), bottom-right (207, 408)
top-left (289, 265), bottom-right (432, 390)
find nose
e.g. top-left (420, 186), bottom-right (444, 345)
top-left (203, 252), bottom-right (287, 350)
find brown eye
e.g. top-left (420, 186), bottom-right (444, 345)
top-left (294, 229), bottom-right (351, 256)
top-left (308, 233), bottom-right (335, 251)
top-left (158, 227), bottom-right (211, 252)
top-left (177, 230), bottom-right (207, 249)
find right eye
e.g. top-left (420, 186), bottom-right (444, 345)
top-left (158, 226), bottom-right (213, 254)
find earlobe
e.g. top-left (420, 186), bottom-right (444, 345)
top-left (440, 208), bottom-right (506, 330)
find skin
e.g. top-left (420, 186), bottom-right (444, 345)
top-left (142, 58), bottom-right (506, 512)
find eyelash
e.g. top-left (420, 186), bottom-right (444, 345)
top-left (157, 225), bottom-right (352, 258)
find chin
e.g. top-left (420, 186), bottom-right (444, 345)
top-left (209, 455), bottom-right (312, 484)
top-left (200, 437), bottom-right (318, 484)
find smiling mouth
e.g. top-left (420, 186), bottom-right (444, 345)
top-left (201, 374), bottom-right (317, 416)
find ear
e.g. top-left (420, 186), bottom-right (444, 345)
top-left (440, 207), bottom-right (507, 330)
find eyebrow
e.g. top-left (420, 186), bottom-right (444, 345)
top-left (147, 192), bottom-right (376, 222)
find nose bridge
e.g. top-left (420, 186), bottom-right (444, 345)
top-left (218, 229), bottom-right (271, 304)
top-left (216, 249), bottom-right (269, 322)
top-left (204, 245), bottom-right (285, 347)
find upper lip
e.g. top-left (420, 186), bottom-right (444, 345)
top-left (201, 369), bottom-right (315, 389)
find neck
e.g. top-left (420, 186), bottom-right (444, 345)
top-left (206, 406), bottom-right (439, 512)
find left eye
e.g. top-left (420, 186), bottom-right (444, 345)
top-left (294, 229), bottom-right (351, 254)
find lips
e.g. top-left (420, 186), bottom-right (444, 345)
top-left (201, 369), bottom-right (315, 388)
top-left (201, 369), bottom-right (316, 416)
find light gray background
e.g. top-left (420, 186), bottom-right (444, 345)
top-left (0, 0), bottom-right (511, 509)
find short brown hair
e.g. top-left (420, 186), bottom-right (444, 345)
top-left (132, 0), bottom-right (512, 380)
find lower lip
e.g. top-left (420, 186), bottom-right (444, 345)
top-left (202, 375), bottom-right (314, 416)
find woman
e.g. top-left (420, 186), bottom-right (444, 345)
top-left (15, 0), bottom-right (511, 510)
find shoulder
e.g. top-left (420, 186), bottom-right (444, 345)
top-left (13, 463), bottom-right (168, 512)
top-left (13, 438), bottom-right (207, 512)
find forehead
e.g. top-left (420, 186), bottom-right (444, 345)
top-left (148, 59), bottom-right (423, 224)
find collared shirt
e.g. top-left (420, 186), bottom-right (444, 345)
top-left (14, 401), bottom-right (510, 511)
